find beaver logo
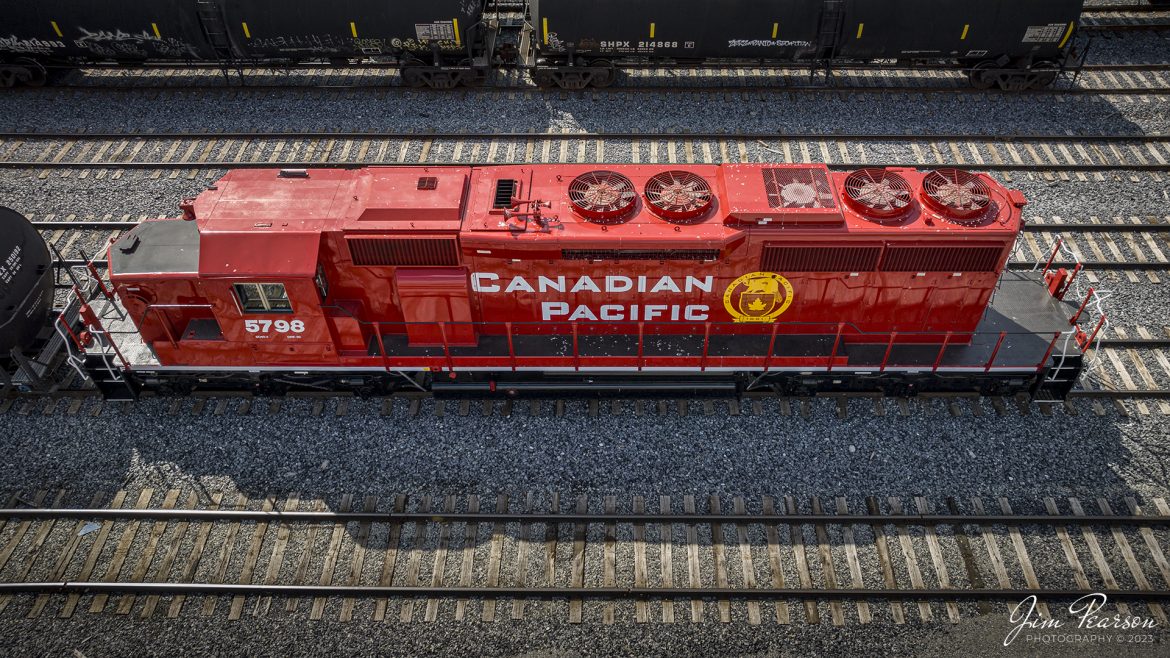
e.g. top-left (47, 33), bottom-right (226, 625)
top-left (723, 272), bottom-right (794, 323)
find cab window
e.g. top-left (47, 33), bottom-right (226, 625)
top-left (234, 283), bottom-right (292, 313)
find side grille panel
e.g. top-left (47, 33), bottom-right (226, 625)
top-left (347, 238), bottom-right (460, 267)
top-left (879, 246), bottom-right (1002, 272)
top-left (761, 245), bottom-right (881, 272)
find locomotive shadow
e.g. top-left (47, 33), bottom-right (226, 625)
top-left (5, 393), bottom-right (1158, 546)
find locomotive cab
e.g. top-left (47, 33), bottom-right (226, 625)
top-left (108, 215), bottom-right (341, 368)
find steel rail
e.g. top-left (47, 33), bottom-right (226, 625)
top-left (1007, 260), bottom-right (1170, 270)
top-left (1082, 4), bottom-right (1168, 12)
top-left (0, 507), bottom-right (1164, 525)
top-left (1069, 388), bottom-right (1170, 399)
top-left (0, 582), bottom-right (1166, 601)
top-left (4, 131), bottom-right (1166, 142)
top-left (1081, 22), bottom-right (1170, 31)
top-left (24, 81), bottom-right (1167, 96)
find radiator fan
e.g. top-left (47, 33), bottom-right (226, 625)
top-left (842, 168), bottom-right (912, 220)
top-left (921, 168), bottom-right (991, 221)
top-left (644, 170), bottom-right (714, 222)
top-left (568, 170), bottom-right (637, 223)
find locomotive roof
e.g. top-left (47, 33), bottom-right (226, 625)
top-left (109, 220), bottom-right (199, 277)
top-left (110, 164), bottom-right (1024, 280)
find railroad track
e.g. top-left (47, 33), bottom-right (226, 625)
top-left (1080, 8), bottom-right (1170, 31)
top-left (0, 490), bottom-right (1166, 625)
top-left (33, 63), bottom-right (1170, 94)
top-left (3, 132), bottom-right (1169, 174)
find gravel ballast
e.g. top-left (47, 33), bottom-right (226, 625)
top-left (0, 86), bottom-right (1166, 136)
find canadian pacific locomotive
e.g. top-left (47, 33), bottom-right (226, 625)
top-left (7, 162), bottom-right (1104, 401)
top-left (0, 0), bottom-right (1087, 89)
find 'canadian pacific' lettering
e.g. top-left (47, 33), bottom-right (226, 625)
top-left (471, 273), bottom-right (712, 294)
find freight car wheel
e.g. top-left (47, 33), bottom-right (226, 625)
top-left (459, 59), bottom-right (486, 87)
top-left (400, 61), bottom-right (428, 88)
top-left (1027, 61), bottom-right (1059, 90)
top-left (14, 59), bottom-right (46, 87)
top-left (531, 68), bottom-right (557, 88)
top-left (0, 69), bottom-right (15, 89)
top-left (967, 61), bottom-right (997, 90)
top-left (590, 60), bottom-right (615, 88)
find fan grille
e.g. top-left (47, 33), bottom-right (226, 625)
top-left (644, 170), bottom-right (714, 222)
top-left (567, 171), bottom-right (637, 223)
top-left (842, 168), bottom-right (912, 220)
top-left (921, 168), bottom-right (992, 220)
top-left (762, 168), bottom-right (836, 209)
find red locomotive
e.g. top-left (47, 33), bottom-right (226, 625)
top-left (60, 163), bottom-right (1101, 399)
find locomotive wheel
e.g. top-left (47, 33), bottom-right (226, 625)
top-left (1027, 61), bottom-right (1059, 89)
top-left (967, 61), bottom-right (997, 90)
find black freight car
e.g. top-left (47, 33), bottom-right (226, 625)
top-left (0, 0), bottom-right (493, 88)
top-left (530, 0), bottom-right (1084, 89)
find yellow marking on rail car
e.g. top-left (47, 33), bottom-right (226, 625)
top-left (1057, 21), bottom-right (1075, 48)
top-left (453, 18), bottom-right (460, 46)
top-left (772, 22), bottom-right (778, 39)
top-left (152, 23), bottom-right (161, 38)
top-left (960, 24), bottom-right (969, 40)
top-left (242, 22), bottom-right (251, 39)
top-left (50, 21), bottom-right (63, 38)
top-left (542, 17), bottom-right (548, 45)
top-left (350, 22), bottom-right (358, 38)
top-left (856, 23), bottom-right (864, 39)
top-left (650, 23), bottom-right (656, 39)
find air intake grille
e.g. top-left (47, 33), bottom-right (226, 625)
top-left (347, 238), bottom-right (460, 267)
top-left (493, 179), bottom-right (518, 208)
top-left (761, 245), bottom-right (881, 272)
top-left (879, 246), bottom-right (1002, 272)
top-left (762, 168), bottom-right (836, 209)
top-left (562, 249), bottom-right (719, 261)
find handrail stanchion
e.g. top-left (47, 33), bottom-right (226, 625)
top-left (1055, 262), bottom-right (1082, 301)
top-left (55, 312), bottom-right (84, 351)
top-left (826, 323), bottom-right (844, 372)
top-left (762, 322), bottom-right (777, 372)
top-left (505, 322), bottom-right (516, 372)
top-left (437, 322), bottom-right (454, 373)
top-left (374, 324), bottom-right (389, 372)
top-left (1037, 331), bottom-right (1061, 373)
top-left (637, 321), bottom-right (644, 372)
top-left (153, 308), bottom-right (180, 350)
top-left (879, 331), bottom-right (897, 373)
top-left (701, 322), bottom-right (711, 372)
top-left (572, 323), bottom-right (580, 372)
top-left (984, 331), bottom-right (1007, 372)
top-left (1069, 287), bottom-right (1095, 326)
top-left (1081, 316), bottom-right (1106, 353)
top-left (932, 331), bottom-right (952, 372)
top-left (1041, 238), bottom-right (1062, 275)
